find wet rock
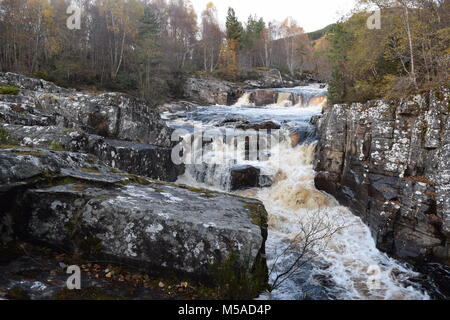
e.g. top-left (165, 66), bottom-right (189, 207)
top-left (253, 90), bottom-right (278, 106)
top-left (235, 121), bottom-right (281, 131)
top-left (290, 131), bottom-right (301, 147)
top-left (230, 165), bottom-right (272, 190)
top-left (314, 87), bottom-right (450, 263)
top-left (159, 101), bottom-right (198, 113)
top-left (159, 101), bottom-right (198, 111)
top-left (216, 118), bottom-right (250, 128)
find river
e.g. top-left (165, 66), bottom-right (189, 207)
top-left (162, 85), bottom-right (433, 300)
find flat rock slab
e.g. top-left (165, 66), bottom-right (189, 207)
top-left (25, 183), bottom-right (265, 275)
top-left (0, 148), bottom-right (267, 278)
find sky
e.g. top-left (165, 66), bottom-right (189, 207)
top-left (191, 0), bottom-right (358, 32)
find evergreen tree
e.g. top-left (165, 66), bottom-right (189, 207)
top-left (226, 7), bottom-right (244, 43)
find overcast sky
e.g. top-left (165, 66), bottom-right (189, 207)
top-left (191, 0), bottom-right (358, 32)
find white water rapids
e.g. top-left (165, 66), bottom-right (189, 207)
top-left (162, 85), bottom-right (431, 300)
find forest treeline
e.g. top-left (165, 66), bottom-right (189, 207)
top-left (0, 0), bottom-right (448, 105)
top-left (0, 0), bottom-right (329, 103)
top-left (328, 0), bottom-right (449, 103)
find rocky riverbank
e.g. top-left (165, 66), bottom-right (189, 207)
top-left (314, 88), bottom-right (450, 264)
top-left (0, 73), bottom-right (269, 299)
top-left (181, 69), bottom-right (319, 106)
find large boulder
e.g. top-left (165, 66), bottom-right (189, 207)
top-left (253, 89), bottom-right (278, 106)
top-left (0, 148), bottom-right (268, 279)
top-left (0, 72), bottom-right (173, 147)
top-left (242, 69), bottom-right (284, 88)
top-left (0, 72), bottom-right (73, 94)
top-left (314, 88), bottom-right (450, 263)
top-left (183, 77), bottom-right (243, 105)
top-left (0, 73), bottom-right (181, 182)
top-left (230, 165), bottom-right (272, 191)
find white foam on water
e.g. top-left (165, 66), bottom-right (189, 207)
top-left (234, 92), bottom-right (255, 107)
top-left (252, 141), bottom-right (429, 300)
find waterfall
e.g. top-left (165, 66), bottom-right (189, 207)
top-left (276, 92), bottom-right (294, 107)
top-left (169, 84), bottom-right (430, 300)
top-left (234, 92), bottom-right (255, 107)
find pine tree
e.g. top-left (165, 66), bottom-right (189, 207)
top-left (226, 7), bottom-right (244, 43)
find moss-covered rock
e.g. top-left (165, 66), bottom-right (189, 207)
top-left (0, 86), bottom-right (19, 95)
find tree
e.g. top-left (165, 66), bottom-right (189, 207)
top-left (134, 4), bottom-right (168, 102)
top-left (164, 0), bottom-right (198, 70)
top-left (279, 17), bottom-right (310, 75)
top-left (268, 209), bottom-right (346, 294)
top-left (241, 15), bottom-right (266, 67)
top-left (226, 7), bottom-right (244, 43)
top-left (199, 2), bottom-right (224, 72)
top-left (218, 39), bottom-right (239, 80)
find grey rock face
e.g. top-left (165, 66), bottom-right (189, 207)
top-left (86, 138), bottom-right (183, 182)
top-left (314, 88), bottom-right (450, 263)
top-left (0, 72), bottom-right (172, 147)
top-left (183, 77), bottom-right (243, 105)
top-left (0, 73), bottom-right (181, 182)
top-left (1, 123), bottom-right (183, 183)
top-left (0, 73), bottom-right (268, 290)
top-left (242, 69), bottom-right (284, 88)
top-left (0, 72), bottom-right (73, 94)
top-left (0, 148), bottom-right (267, 277)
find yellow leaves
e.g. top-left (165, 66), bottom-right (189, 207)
top-left (218, 39), bottom-right (239, 78)
top-left (280, 17), bottom-right (304, 37)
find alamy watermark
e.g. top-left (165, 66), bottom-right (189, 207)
top-left (66, 3), bottom-right (81, 30)
top-left (367, 10), bottom-right (381, 30)
top-left (66, 265), bottom-right (81, 290)
top-left (171, 126), bottom-right (283, 166)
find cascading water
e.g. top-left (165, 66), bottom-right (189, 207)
top-left (166, 85), bottom-right (431, 300)
top-left (276, 92), bottom-right (294, 107)
top-left (234, 92), bottom-right (255, 107)
top-left (284, 84), bottom-right (328, 107)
